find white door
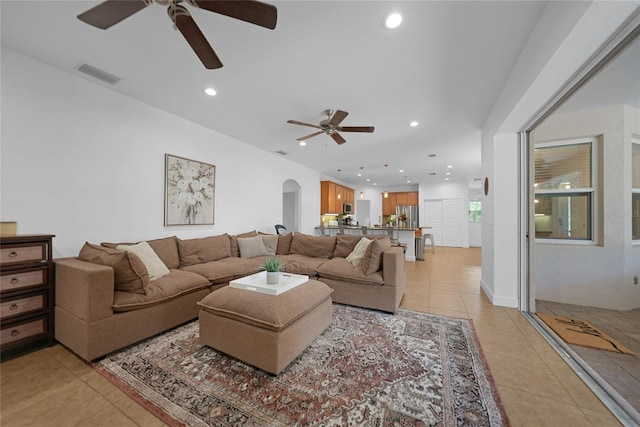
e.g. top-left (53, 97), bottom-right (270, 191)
top-left (423, 198), bottom-right (465, 247)
top-left (356, 200), bottom-right (371, 226)
top-left (442, 199), bottom-right (464, 246)
top-left (423, 200), bottom-right (443, 245)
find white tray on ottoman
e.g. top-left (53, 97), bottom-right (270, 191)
top-left (198, 279), bottom-right (333, 375)
top-left (229, 271), bottom-right (308, 295)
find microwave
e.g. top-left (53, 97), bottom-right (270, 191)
top-left (343, 202), bottom-right (353, 214)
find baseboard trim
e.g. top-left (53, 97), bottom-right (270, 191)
top-left (480, 279), bottom-right (518, 308)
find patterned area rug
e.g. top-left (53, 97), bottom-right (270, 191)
top-left (94, 305), bottom-right (509, 426)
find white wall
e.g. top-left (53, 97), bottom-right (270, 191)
top-left (532, 105), bottom-right (639, 310)
top-left (480, 1), bottom-right (639, 308)
top-left (0, 48), bottom-right (322, 258)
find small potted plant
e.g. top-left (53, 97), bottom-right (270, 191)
top-left (263, 258), bottom-right (282, 284)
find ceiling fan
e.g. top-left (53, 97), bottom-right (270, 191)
top-left (77, 0), bottom-right (277, 69)
top-left (287, 110), bottom-right (375, 145)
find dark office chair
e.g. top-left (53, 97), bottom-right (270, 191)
top-left (275, 224), bottom-right (288, 235)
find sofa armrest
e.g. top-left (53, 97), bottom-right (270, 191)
top-left (55, 257), bottom-right (115, 322)
top-left (382, 247), bottom-right (406, 288)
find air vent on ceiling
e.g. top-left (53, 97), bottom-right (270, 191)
top-left (77, 63), bottom-right (121, 85)
top-left (429, 172), bottom-right (436, 176)
top-left (428, 154), bottom-right (437, 158)
top-left (472, 178), bottom-right (482, 182)
top-left (276, 150), bottom-right (289, 156)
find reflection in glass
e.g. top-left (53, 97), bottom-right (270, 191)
top-left (534, 193), bottom-right (591, 240)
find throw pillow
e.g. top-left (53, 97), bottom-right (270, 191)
top-left (261, 234), bottom-right (279, 256)
top-left (345, 237), bottom-right (373, 266)
top-left (116, 241), bottom-right (170, 281)
top-left (237, 235), bottom-right (268, 258)
top-left (78, 242), bottom-right (149, 294)
top-left (229, 230), bottom-right (258, 257)
top-left (334, 234), bottom-right (365, 258)
top-left (361, 237), bottom-right (392, 275)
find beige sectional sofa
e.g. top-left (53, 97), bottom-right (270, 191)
top-left (54, 231), bottom-right (406, 362)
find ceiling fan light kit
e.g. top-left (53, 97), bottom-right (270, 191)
top-left (287, 109), bottom-right (374, 145)
top-left (77, 0), bottom-right (278, 69)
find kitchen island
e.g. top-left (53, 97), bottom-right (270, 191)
top-left (314, 226), bottom-right (420, 261)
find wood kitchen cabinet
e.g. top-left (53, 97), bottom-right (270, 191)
top-left (1, 234), bottom-right (55, 359)
top-left (321, 181), bottom-right (354, 214)
top-left (381, 191), bottom-right (419, 215)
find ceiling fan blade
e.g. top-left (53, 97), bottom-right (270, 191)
top-left (297, 131), bottom-right (324, 141)
top-left (338, 126), bottom-right (375, 133)
top-left (331, 132), bottom-right (347, 145)
top-left (77, 0), bottom-right (149, 29)
top-left (329, 110), bottom-right (349, 127)
top-left (193, 0), bottom-right (277, 30)
top-left (287, 120), bottom-right (322, 130)
top-left (170, 6), bottom-right (223, 69)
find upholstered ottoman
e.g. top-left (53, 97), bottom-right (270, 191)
top-left (197, 279), bottom-right (333, 375)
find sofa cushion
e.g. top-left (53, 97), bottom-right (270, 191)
top-left (289, 233), bottom-right (336, 259)
top-left (237, 236), bottom-right (268, 259)
top-left (198, 280), bottom-right (333, 332)
top-left (146, 236), bottom-right (180, 269)
top-left (182, 257), bottom-right (263, 285)
top-left (112, 269), bottom-right (210, 312)
top-left (116, 241), bottom-right (170, 281)
top-left (276, 233), bottom-right (293, 255)
top-left (178, 234), bottom-right (231, 266)
top-left (78, 242), bottom-right (149, 294)
top-left (279, 254), bottom-right (327, 276)
top-left (333, 235), bottom-right (366, 258)
top-left (101, 236), bottom-right (180, 270)
top-left (261, 234), bottom-right (279, 256)
top-left (362, 237), bottom-right (392, 275)
top-left (229, 230), bottom-right (258, 257)
top-left (345, 237), bottom-right (373, 267)
top-left (317, 257), bottom-right (384, 286)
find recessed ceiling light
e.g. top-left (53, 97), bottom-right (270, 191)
top-left (446, 172), bottom-right (451, 176)
top-left (299, 141), bottom-right (306, 146)
top-left (447, 165), bottom-right (453, 169)
top-left (406, 180), bottom-right (411, 183)
top-left (204, 87), bottom-right (217, 96)
top-left (357, 173), bottom-right (362, 177)
top-left (399, 169), bottom-right (404, 173)
top-left (409, 121), bottom-right (419, 127)
top-left (366, 178), bottom-right (370, 182)
top-left (445, 178), bottom-right (450, 181)
top-left (384, 12), bottom-right (402, 29)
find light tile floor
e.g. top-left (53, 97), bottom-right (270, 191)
top-left (536, 299), bottom-right (640, 414)
top-left (0, 247), bottom-right (623, 426)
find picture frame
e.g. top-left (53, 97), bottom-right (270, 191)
top-left (164, 154), bottom-right (216, 226)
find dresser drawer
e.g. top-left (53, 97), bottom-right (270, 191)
top-left (0, 293), bottom-right (46, 321)
top-left (1, 317), bottom-right (47, 346)
top-left (0, 243), bottom-right (47, 266)
top-left (0, 268), bottom-right (47, 293)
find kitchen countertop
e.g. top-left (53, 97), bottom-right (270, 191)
top-left (315, 225), bottom-right (423, 231)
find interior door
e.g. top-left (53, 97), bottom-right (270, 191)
top-left (442, 199), bottom-right (464, 246)
top-left (423, 200), bottom-right (443, 245)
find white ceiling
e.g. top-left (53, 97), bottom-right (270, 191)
top-left (1, 0), bottom-right (551, 187)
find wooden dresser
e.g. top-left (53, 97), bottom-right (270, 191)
top-left (0, 234), bottom-right (55, 358)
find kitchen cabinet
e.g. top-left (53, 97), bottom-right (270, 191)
top-left (1, 234), bottom-right (55, 359)
top-left (321, 181), bottom-right (354, 214)
top-left (381, 191), bottom-right (419, 215)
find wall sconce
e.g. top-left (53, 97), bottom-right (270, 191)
top-left (360, 192), bottom-right (364, 198)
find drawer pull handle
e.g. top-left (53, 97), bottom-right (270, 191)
top-left (11, 330), bottom-right (19, 337)
top-left (9, 251), bottom-right (18, 258)
top-left (9, 303), bottom-right (18, 310)
top-left (10, 277), bottom-right (19, 284)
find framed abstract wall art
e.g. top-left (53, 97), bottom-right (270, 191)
top-left (164, 154), bottom-right (216, 226)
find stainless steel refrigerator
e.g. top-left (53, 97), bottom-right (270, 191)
top-left (395, 205), bottom-right (419, 228)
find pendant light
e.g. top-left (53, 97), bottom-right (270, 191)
top-left (383, 164), bottom-right (389, 198)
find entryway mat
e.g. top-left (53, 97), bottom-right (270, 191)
top-left (537, 313), bottom-right (635, 355)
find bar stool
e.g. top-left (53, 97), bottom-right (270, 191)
top-left (422, 232), bottom-right (435, 253)
top-left (338, 224), bottom-right (345, 235)
top-left (361, 226), bottom-right (368, 235)
top-left (318, 224), bottom-right (327, 236)
top-left (386, 225), bottom-right (398, 244)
